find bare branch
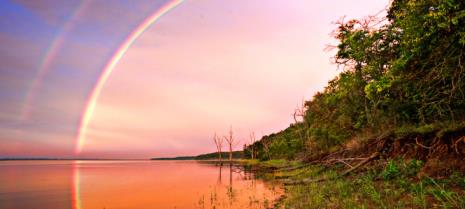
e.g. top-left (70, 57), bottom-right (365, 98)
top-left (292, 99), bottom-right (307, 124)
top-left (224, 126), bottom-right (234, 162)
top-left (249, 132), bottom-right (257, 160)
top-left (213, 132), bottom-right (223, 162)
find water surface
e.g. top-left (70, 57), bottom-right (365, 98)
top-left (0, 160), bottom-right (282, 209)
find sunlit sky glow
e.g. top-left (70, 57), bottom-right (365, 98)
top-left (0, 0), bottom-right (389, 158)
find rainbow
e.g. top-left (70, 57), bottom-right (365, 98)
top-left (76, 0), bottom-right (184, 153)
top-left (20, 1), bottom-right (88, 121)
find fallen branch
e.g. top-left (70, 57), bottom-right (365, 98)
top-left (320, 148), bottom-right (347, 161)
top-left (335, 159), bottom-right (354, 168)
top-left (284, 152), bottom-right (379, 185)
top-left (340, 152), bottom-right (379, 176)
top-left (324, 157), bottom-right (367, 163)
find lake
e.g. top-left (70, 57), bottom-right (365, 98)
top-left (0, 160), bottom-right (282, 209)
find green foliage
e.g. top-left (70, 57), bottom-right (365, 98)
top-left (395, 124), bottom-right (438, 137)
top-left (381, 160), bottom-right (400, 180)
top-left (380, 159), bottom-right (424, 180)
top-left (279, 164), bottom-right (465, 209)
top-left (245, 0), bottom-right (465, 161)
top-left (405, 159), bottom-right (424, 176)
top-left (244, 124), bottom-right (305, 160)
top-left (195, 151), bottom-right (243, 160)
top-left (427, 178), bottom-right (465, 208)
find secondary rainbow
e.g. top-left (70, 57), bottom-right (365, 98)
top-left (20, 1), bottom-right (88, 121)
top-left (76, 0), bottom-right (184, 153)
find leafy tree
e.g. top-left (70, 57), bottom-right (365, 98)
top-left (244, 0), bottom-right (465, 160)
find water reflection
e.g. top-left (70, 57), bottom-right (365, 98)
top-left (0, 161), bottom-right (282, 209)
top-left (72, 161), bottom-right (82, 209)
top-left (195, 163), bottom-right (281, 209)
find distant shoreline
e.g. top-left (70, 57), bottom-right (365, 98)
top-left (151, 156), bottom-right (195, 160)
top-left (0, 151), bottom-right (244, 161)
top-left (151, 151), bottom-right (244, 161)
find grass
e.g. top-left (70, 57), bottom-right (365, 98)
top-left (238, 159), bottom-right (301, 169)
top-left (257, 159), bottom-right (465, 209)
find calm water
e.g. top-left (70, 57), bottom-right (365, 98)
top-left (0, 160), bottom-right (282, 209)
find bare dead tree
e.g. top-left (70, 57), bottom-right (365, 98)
top-left (292, 99), bottom-right (306, 124)
top-left (293, 99), bottom-right (308, 145)
top-left (223, 126), bottom-right (234, 162)
top-left (213, 132), bottom-right (223, 163)
top-left (249, 132), bottom-right (257, 160)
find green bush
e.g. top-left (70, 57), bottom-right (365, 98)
top-left (381, 160), bottom-right (400, 180)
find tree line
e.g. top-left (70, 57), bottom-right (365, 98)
top-left (244, 0), bottom-right (465, 161)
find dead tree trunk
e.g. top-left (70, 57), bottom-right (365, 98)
top-left (249, 132), bottom-right (256, 160)
top-left (293, 99), bottom-right (307, 142)
top-left (213, 132), bottom-right (223, 163)
top-left (224, 126), bottom-right (234, 162)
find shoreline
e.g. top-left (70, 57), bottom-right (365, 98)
top-left (240, 159), bottom-right (465, 208)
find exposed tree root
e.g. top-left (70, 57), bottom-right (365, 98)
top-left (415, 137), bottom-right (431, 149)
top-left (453, 136), bottom-right (465, 154)
top-left (284, 126), bottom-right (465, 184)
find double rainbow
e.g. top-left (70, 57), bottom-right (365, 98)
top-left (75, 0), bottom-right (184, 153)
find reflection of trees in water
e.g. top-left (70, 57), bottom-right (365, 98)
top-left (217, 164), bottom-right (222, 184)
top-left (227, 163), bottom-right (234, 209)
top-left (195, 163), bottom-right (279, 209)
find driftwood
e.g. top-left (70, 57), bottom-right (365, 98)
top-left (283, 152), bottom-right (379, 185)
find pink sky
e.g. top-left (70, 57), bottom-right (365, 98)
top-left (0, 0), bottom-right (389, 158)
top-left (81, 0), bottom-right (389, 158)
